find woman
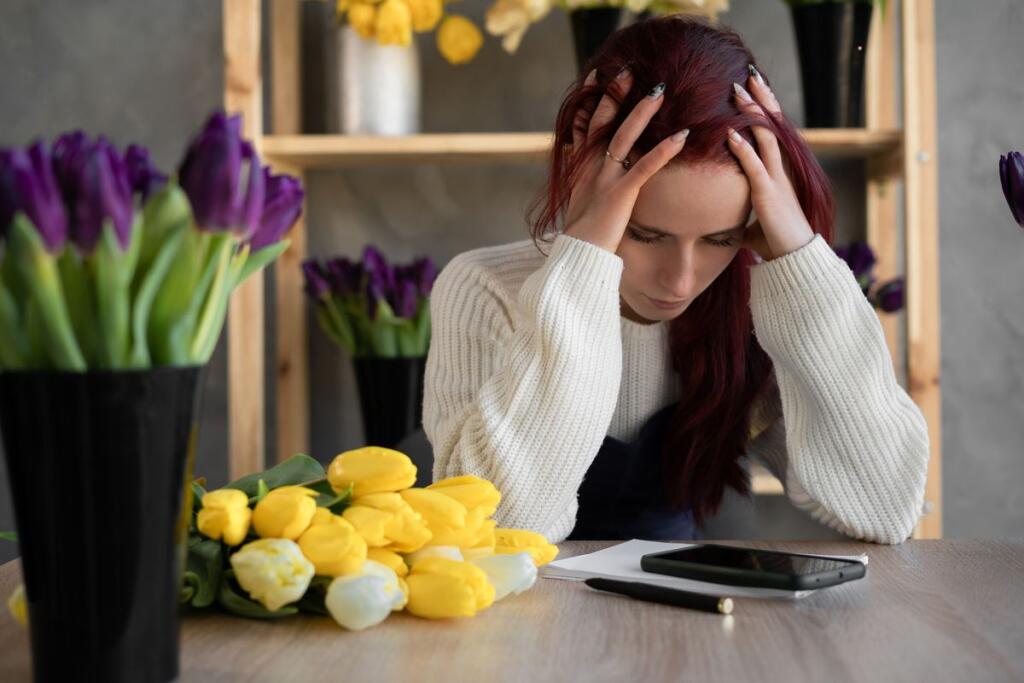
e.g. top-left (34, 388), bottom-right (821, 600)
top-left (422, 17), bottom-right (929, 545)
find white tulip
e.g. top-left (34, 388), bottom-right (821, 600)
top-left (326, 559), bottom-right (406, 630)
top-left (470, 552), bottom-right (537, 601)
top-left (404, 545), bottom-right (463, 567)
top-left (229, 538), bottom-right (315, 612)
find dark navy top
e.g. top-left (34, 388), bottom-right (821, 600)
top-left (568, 400), bottom-right (705, 542)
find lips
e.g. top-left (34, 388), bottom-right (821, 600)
top-left (647, 295), bottom-right (687, 308)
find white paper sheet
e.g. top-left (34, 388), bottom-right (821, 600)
top-left (543, 539), bottom-right (869, 600)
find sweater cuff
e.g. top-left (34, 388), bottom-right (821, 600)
top-left (749, 233), bottom-right (849, 302)
top-left (548, 233), bottom-right (624, 289)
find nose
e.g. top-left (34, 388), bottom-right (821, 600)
top-left (657, 247), bottom-right (698, 300)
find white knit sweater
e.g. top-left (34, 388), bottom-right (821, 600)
top-left (422, 232), bottom-right (930, 545)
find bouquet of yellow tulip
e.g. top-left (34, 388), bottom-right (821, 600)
top-left (329, 0), bottom-right (486, 65)
top-left (179, 448), bottom-right (557, 629)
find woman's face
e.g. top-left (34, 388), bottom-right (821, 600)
top-left (617, 160), bottom-right (751, 324)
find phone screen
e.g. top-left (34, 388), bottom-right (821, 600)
top-left (655, 545), bottom-right (858, 576)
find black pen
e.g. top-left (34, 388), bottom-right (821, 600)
top-left (584, 578), bottom-right (734, 614)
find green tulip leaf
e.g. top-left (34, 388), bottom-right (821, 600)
top-left (190, 241), bottom-right (250, 363)
top-left (92, 218), bottom-right (142, 368)
top-left (7, 214), bottom-right (86, 370)
top-left (217, 569), bottom-right (298, 619)
top-left (0, 531), bottom-right (17, 543)
top-left (135, 183), bottom-right (193, 293)
top-left (180, 570), bottom-right (200, 605)
top-left (236, 239), bottom-right (290, 287)
top-left (129, 225), bottom-right (187, 368)
top-left (185, 538), bottom-right (223, 608)
top-left (225, 453), bottom-right (326, 498)
top-left (56, 249), bottom-right (100, 366)
top-left (0, 280), bottom-right (28, 369)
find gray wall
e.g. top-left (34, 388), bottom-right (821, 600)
top-left (0, 0), bottom-right (1020, 563)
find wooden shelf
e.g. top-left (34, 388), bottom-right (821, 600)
top-left (261, 129), bottom-right (903, 169)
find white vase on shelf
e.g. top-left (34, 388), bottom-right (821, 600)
top-left (327, 24), bottom-right (421, 135)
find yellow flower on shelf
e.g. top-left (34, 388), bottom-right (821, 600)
top-left (436, 15), bottom-right (484, 65)
top-left (196, 488), bottom-right (252, 546)
top-left (405, 557), bottom-right (495, 619)
top-left (484, 0), bottom-right (550, 54)
top-left (494, 528), bottom-right (559, 567)
top-left (347, 2), bottom-right (377, 39)
top-left (406, 0), bottom-right (443, 32)
top-left (367, 547), bottom-right (409, 577)
top-left (7, 583), bottom-right (26, 628)
top-left (230, 538), bottom-right (315, 612)
top-left (428, 474), bottom-right (501, 518)
top-left (298, 513), bottom-right (368, 577)
top-left (252, 485), bottom-right (319, 540)
top-left (375, 0), bottom-right (414, 46)
top-left (327, 446), bottom-right (417, 498)
top-left (342, 491), bottom-right (432, 553)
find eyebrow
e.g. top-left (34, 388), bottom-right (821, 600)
top-left (628, 219), bottom-right (747, 239)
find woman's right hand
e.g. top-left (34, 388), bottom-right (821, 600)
top-left (563, 67), bottom-right (690, 254)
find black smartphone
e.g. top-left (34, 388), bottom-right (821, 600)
top-left (640, 543), bottom-right (867, 591)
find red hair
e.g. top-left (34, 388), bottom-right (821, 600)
top-left (527, 16), bottom-right (835, 526)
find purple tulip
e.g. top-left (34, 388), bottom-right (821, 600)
top-left (326, 257), bottom-right (363, 297)
top-left (178, 111), bottom-right (265, 238)
top-left (392, 269), bottom-right (420, 318)
top-left (248, 167), bottom-right (303, 251)
top-left (362, 245), bottom-right (396, 319)
top-left (124, 144), bottom-right (167, 201)
top-left (999, 151), bottom-right (1024, 228)
top-left (301, 260), bottom-right (330, 300)
top-left (836, 241), bottom-right (876, 279)
top-left (875, 278), bottom-right (904, 313)
top-left (412, 256), bottom-right (438, 297)
top-left (61, 137), bottom-right (134, 252)
top-left (0, 142), bottom-right (68, 251)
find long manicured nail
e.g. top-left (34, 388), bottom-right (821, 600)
top-left (585, 68), bottom-right (597, 85)
top-left (748, 64), bottom-right (766, 86)
top-left (648, 82), bottom-right (666, 99)
top-left (728, 128), bottom-right (743, 142)
top-left (733, 82), bottom-right (753, 102)
top-left (616, 65), bottom-right (630, 80)
top-left (671, 129), bottom-right (690, 143)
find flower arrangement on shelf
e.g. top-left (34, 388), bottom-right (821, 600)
top-left (833, 241), bottom-right (904, 313)
top-left (182, 448), bottom-right (557, 629)
top-left (326, 0), bottom-right (486, 65)
top-left (999, 151), bottom-right (1022, 228)
top-left (302, 246), bottom-right (438, 358)
top-left (0, 111), bottom-right (302, 371)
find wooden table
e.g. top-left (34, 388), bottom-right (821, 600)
top-left (0, 539), bottom-right (1021, 682)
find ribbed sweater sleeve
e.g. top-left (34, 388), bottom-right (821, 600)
top-left (746, 233), bottom-right (931, 544)
top-left (423, 234), bottom-right (624, 542)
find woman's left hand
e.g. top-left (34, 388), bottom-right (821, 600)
top-left (728, 69), bottom-right (816, 263)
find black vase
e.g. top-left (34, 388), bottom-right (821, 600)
top-left (790, 2), bottom-right (874, 128)
top-left (570, 7), bottom-right (624, 77)
top-left (352, 356), bottom-right (427, 449)
top-left (0, 367), bottom-right (206, 683)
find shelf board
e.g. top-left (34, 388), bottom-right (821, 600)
top-left (262, 129), bottom-right (903, 169)
top-left (750, 462), bottom-right (784, 496)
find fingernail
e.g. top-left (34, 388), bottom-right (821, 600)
top-left (671, 129), bottom-right (690, 143)
top-left (585, 68), bottom-right (597, 84)
top-left (748, 64), bottom-right (766, 86)
top-left (647, 82), bottom-right (665, 99)
top-left (616, 66), bottom-right (630, 80)
top-left (728, 128), bottom-right (742, 142)
top-left (733, 82), bottom-right (753, 102)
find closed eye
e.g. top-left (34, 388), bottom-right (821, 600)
top-left (626, 226), bottom-right (737, 248)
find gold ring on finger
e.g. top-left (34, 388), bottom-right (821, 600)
top-left (605, 149), bottom-right (631, 169)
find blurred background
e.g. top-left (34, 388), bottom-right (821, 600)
top-left (0, 0), bottom-right (1021, 563)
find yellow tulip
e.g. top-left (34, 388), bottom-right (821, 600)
top-left (7, 584), bottom-right (26, 628)
top-left (197, 488), bottom-right (252, 546)
top-left (436, 15), bottom-right (483, 65)
top-left (298, 515), bottom-right (368, 577)
top-left (252, 486), bottom-right (319, 540)
top-left (367, 548), bottom-right (409, 577)
top-left (404, 545), bottom-right (463, 567)
top-left (375, 0), bottom-right (413, 46)
top-left (230, 538), bottom-right (315, 612)
top-left (428, 475), bottom-right (501, 518)
top-left (400, 487), bottom-right (467, 535)
top-left (342, 492), bottom-right (432, 553)
top-left (405, 0), bottom-right (442, 32)
top-left (347, 2), bottom-right (377, 39)
top-left (327, 446), bottom-right (417, 498)
top-left (494, 528), bottom-right (559, 566)
top-left (405, 557), bottom-right (495, 619)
